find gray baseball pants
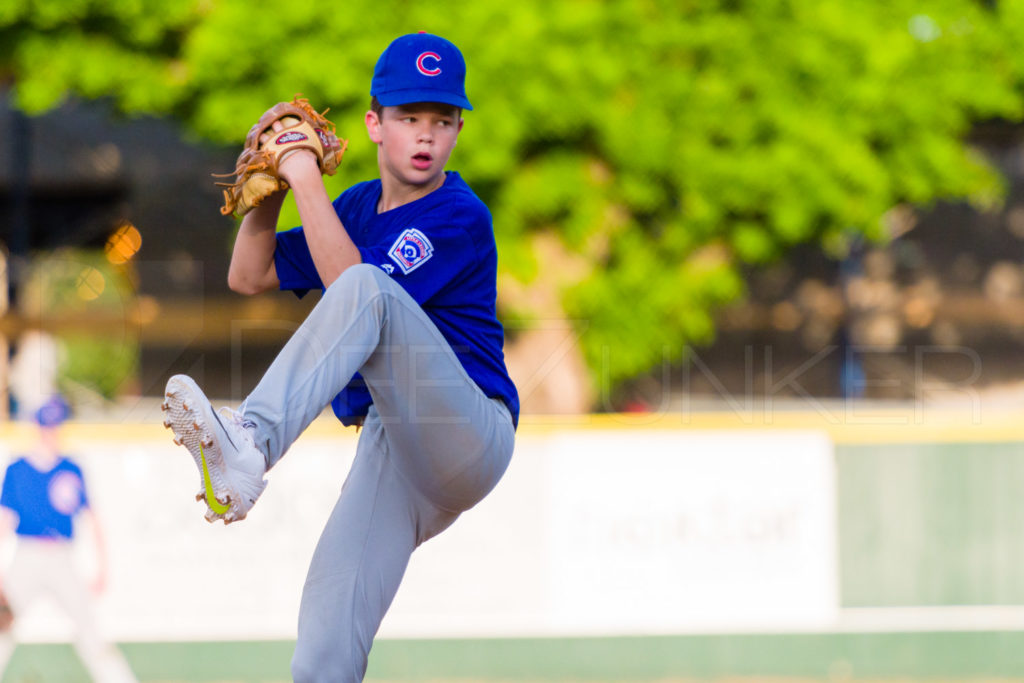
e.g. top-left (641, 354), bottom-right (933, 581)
top-left (242, 264), bottom-right (515, 683)
top-left (0, 541), bottom-right (140, 683)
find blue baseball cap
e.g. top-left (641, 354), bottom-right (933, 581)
top-left (371, 33), bottom-right (473, 111)
top-left (34, 395), bottom-right (70, 427)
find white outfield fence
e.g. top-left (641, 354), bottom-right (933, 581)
top-left (2, 407), bottom-right (1023, 644)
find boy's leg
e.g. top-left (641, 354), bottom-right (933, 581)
top-left (0, 634), bottom-right (13, 678)
top-left (0, 547), bottom-right (38, 678)
top-left (165, 263), bottom-right (514, 522)
top-left (289, 413), bottom-right (460, 683)
top-left (47, 556), bottom-right (139, 683)
top-left (242, 265), bottom-right (515, 681)
top-left (243, 264), bottom-right (514, 508)
top-left (166, 262), bottom-right (513, 521)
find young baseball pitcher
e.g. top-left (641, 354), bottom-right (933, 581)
top-left (162, 33), bottom-right (519, 682)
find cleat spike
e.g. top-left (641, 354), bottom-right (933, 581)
top-left (163, 419), bottom-right (172, 429)
top-left (173, 437), bottom-right (183, 447)
top-left (182, 401), bottom-right (190, 411)
top-left (193, 421), bottom-right (202, 432)
top-left (160, 401), bottom-right (169, 412)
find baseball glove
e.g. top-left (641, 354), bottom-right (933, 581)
top-left (216, 95), bottom-right (348, 217)
top-left (0, 588), bottom-right (13, 632)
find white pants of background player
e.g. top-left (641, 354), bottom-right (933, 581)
top-left (0, 540), bottom-right (138, 683)
top-left (242, 264), bottom-right (516, 683)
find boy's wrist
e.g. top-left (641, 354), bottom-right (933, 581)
top-left (278, 151), bottom-right (322, 186)
top-left (243, 191), bottom-right (287, 229)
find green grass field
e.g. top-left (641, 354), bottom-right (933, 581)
top-left (5, 632), bottom-right (1024, 682)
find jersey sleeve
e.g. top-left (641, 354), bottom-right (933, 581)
top-left (274, 227), bottom-right (324, 296)
top-left (356, 215), bottom-right (479, 304)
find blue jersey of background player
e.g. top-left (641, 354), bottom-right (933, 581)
top-left (0, 450), bottom-right (88, 540)
top-left (274, 169), bottom-right (519, 426)
top-left (0, 401), bottom-right (90, 540)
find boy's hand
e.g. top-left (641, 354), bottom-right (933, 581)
top-left (214, 95), bottom-right (348, 217)
top-left (259, 120), bottom-right (322, 186)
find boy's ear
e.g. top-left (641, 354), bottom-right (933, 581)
top-left (365, 109), bottom-right (383, 144)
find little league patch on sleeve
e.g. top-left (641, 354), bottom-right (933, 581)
top-left (387, 228), bottom-right (434, 274)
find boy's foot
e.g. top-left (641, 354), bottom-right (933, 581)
top-left (162, 374), bottom-right (267, 524)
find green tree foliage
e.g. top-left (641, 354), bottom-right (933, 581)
top-left (18, 250), bottom-right (140, 400)
top-left (3, 0), bottom-right (1024, 392)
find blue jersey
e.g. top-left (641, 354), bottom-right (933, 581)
top-left (0, 456), bottom-right (89, 539)
top-left (274, 171), bottom-right (520, 427)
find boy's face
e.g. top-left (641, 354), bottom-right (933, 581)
top-left (366, 102), bottom-right (463, 189)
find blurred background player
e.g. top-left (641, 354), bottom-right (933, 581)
top-left (0, 396), bottom-right (138, 683)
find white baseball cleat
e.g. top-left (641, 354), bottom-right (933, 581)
top-left (162, 374), bottom-right (267, 524)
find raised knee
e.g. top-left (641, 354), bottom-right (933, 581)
top-left (322, 263), bottom-right (393, 301)
top-left (342, 263), bottom-right (390, 287)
